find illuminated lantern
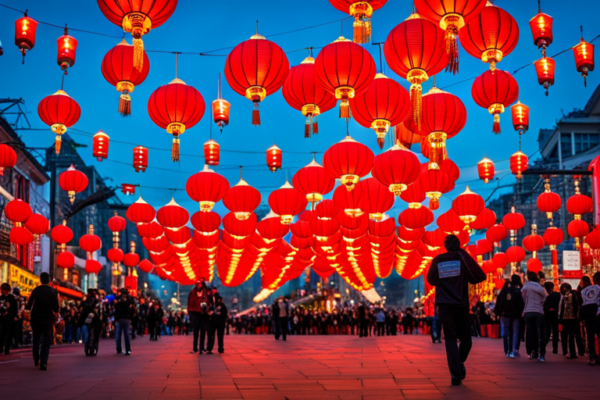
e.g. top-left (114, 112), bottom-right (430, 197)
top-left (79, 225), bottom-right (102, 257)
top-left (133, 146), bottom-right (148, 172)
top-left (478, 157), bottom-right (494, 184)
top-left (438, 209), bottom-right (465, 235)
top-left (25, 213), bottom-right (49, 235)
top-left (269, 181), bottom-right (308, 224)
top-left (420, 164), bottom-right (450, 210)
top-left (333, 184), bottom-right (365, 218)
top-left (85, 259), bottom-right (102, 274)
top-left (372, 143), bottom-right (420, 197)
top-left (57, 251), bottom-right (75, 269)
top-left (503, 207), bottom-right (525, 245)
top-left (567, 193), bottom-right (593, 218)
top-left (472, 69), bottom-right (519, 134)
top-left (157, 199), bottom-right (189, 229)
top-left (529, 6), bottom-right (553, 54)
top-left (191, 211), bottom-right (221, 233)
top-left (568, 219), bottom-right (589, 247)
top-left (543, 226), bottom-right (564, 247)
top-left (292, 158), bottom-right (335, 205)
top-left (314, 35), bottom-right (376, 118)
top-left (350, 74), bottom-right (411, 148)
top-left (93, 131), bottom-right (109, 161)
top-left (126, 197), bottom-right (156, 224)
top-left (10, 226), bottom-right (32, 246)
top-left (212, 74), bottom-right (231, 132)
top-left (414, 0), bottom-right (488, 74)
top-left (452, 186), bottom-right (484, 229)
top-left (360, 178), bottom-right (395, 221)
top-left (282, 55), bottom-right (337, 137)
top-left (223, 212), bottom-right (256, 237)
top-left (471, 208), bottom-right (496, 231)
top-left (137, 221), bottom-right (163, 238)
top-left (148, 78), bottom-right (205, 162)
top-left (223, 173), bottom-right (261, 220)
top-left (506, 245), bottom-right (526, 264)
top-left (384, 13), bottom-right (448, 129)
top-left (51, 223), bottom-right (74, 247)
top-left (398, 206), bottom-right (434, 230)
top-left (395, 122), bottom-right (421, 149)
top-left (57, 27), bottom-right (78, 73)
top-left (139, 259), bottom-right (154, 273)
top-left (204, 139), bottom-right (220, 166)
top-left (97, 0), bottom-right (177, 71)
top-left (510, 151), bottom-right (528, 179)
top-left (186, 165), bottom-right (230, 212)
top-left (121, 184), bottom-right (136, 196)
top-left (59, 164), bottom-right (88, 204)
top-left (440, 159), bottom-right (460, 184)
top-left (37, 90), bottom-right (81, 154)
top-left (522, 226), bottom-right (545, 257)
top-left (14, 12), bottom-right (38, 63)
top-left (460, 2), bottom-right (519, 71)
top-left (225, 30), bottom-right (289, 125)
top-left (482, 260), bottom-right (496, 274)
top-left (328, 0), bottom-right (389, 44)
top-left (0, 144), bottom-right (17, 176)
top-left (257, 212), bottom-right (290, 240)
top-left (107, 248), bottom-right (124, 263)
top-left (101, 39), bottom-right (150, 116)
top-left (323, 136), bottom-right (374, 190)
top-left (573, 34), bottom-right (595, 87)
top-left (486, 223), bottom-right (508, 246)
top-left (493, 252), bottom-right (508, 270)
top-left (511, 101), bottom-right (529, 134)
top-left (537, 178), bottom-right (561, 220)
top-left (527, 258), bottom-right (543, 273)
top-left (266, 145), bottom-right (283, 172)
top-left (4, 199), bottom-right (32, 225)
top-left (535, 57), bottom-right (555, 96)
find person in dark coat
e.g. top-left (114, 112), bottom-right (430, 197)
top-left (187, 279), bottom-right (210, 353)
top-left (427, 235), bottom-right (486, 386)
top-left (214, 295), bottom-right (228, 353)
top-left (0, 283), bottom-right (18, 355)
top-left (114, 288), bottom-right (135, 355)
top-left (495, 275), bottom-right (524, 358)
top-left (272, 296), bottom-right (290, 341)
top-left (25, 273), bottom-right (59, 370)
top-left (543, 281), bottom-right (560, 355)
top-left (147, 302), bottom-right (163, 341)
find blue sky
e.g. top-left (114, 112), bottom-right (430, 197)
top-left (1, 0), bottom-right (599, 222)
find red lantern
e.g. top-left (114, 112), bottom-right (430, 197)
top-left (452, 186), bottom-right (485, 229)
top-left (148, 79), bottom-right (205, 162)
top-left (395, 122), bottom-right (421, 148)
top-left (133, 146), bottom-right (148, 172)
top-left (0, 144), bottom-right (17, 176)
top-left (269, 181), bottom-right (308, 224)
top-left (191, 211), bottom-right (221, 233)
top-left (372, 143), bottom-right (420, 197)
top-left (440, 159), bottom-right (460, 183)
top-left (186, 165), bottom-right (230, 212)
top-left (85, 259), bottom-right (102, 274)
top-left (108, 215), bottom-right (127, 233)
top-left (157, 199), bottom-right (189, 229)
top-left (56, 251), bottom-right (75, 269)
top-left (585, 227), bottom-right (600, 250)
top-left (101, 39), bottom-right (150, 116)
top-left (57, 27), bottom-right (78, 73)
top-left (537, 178), bottom-right (562, 220)
top-left (107, 248), bottom-right (125, 263)
top-left (323, 136), bottom-right (374, 190)
top-left (4, 199), bottom-right (32, 225)
top-left (567, 193), bottom-right (593, 216)
top-left (529, 9), bottom-right (553, 52)
top-left (350, 74), bottom-right (411, 148)
top-left (573, 36), bottom-right (595, 87)
top-left (535, 57), bottom-right (555, 96)
top-left (10, 226), bottom-right (33, 246)
top-left (137, 221), bottom-right (163, 238)
top-left (486, 223), bottom-right (508, 246)
top-left (384, 13), bottom-right (448, 129)
top-left (223, 175), bottom-right (261, 220)
top-left (511, 101), bottom-right (530, 134)
top-left (97, 0), bottom-right (177, 71)
top-left (282, 55), bottom-right (337, 137)
top-left (460, 2), bottom-right (519, 71)
top-left (510, 151), bottom-right (528, 179)
top-left (527, 258), bottom-right (543, 273)
top-left (121, 184), bottom-right (136, 196)
top-left (420, 164), bottom-right (450, 210)
top-left (503, 207), bottom-right (525, 245)
top-left (523, 232), bottom-right (545, 253)
top-left (15, 12), bottom-right (38, 63)
top-left (333, 184), bottom-right (365, 218)
top-left (59, 164), bottom-right (88, 203)
top-left (123, 252), bottom-right (140, 268)
top-left (398, 206), bottom-right (434, 230)
top-left (437, 209), bottom-right (465, 235)
top-left (79, 225), bottom-right (102, 255)
top-left (37, 90), bottom-right (81, 154)
top-left (204, 139), bottom-right (220, 166)
top-left (568, 219), bottom-right (589, 242)
top-left (51, 223), bottom-right (74, 245)
top-left (25, 213), bottom-right (49, 235)
top-left (225, 31), bottom-right (289, 125)
top-left (414, 0), bottom-right (488, 74)
top-left (292, 158), bottom-right (335, 205)
top-left (359, 178), bottom-right (395, 221)
top-left (126, 197), bottom-right (156, 224)
top-left (314, 36), bottom-right (376, 118)
top-left (543, 226), bottom-right (564, 247)
top-left (93, 131), bottom-right (109, 161)
top-left (139, 259), bottom-right (154, 273)
top-left (477, 157), bottom-right (494, 184)
top-left (493, 252), bottom-right (508, 270)
top-left (257, 213), bottom-right (290, 240)
top-left (506, 246), bottom-right (526, 264)
top-left (471, 208), bottom-right (496, 231)
top-left (328, 0), bottom-right (389, 44)
top-left (266, 145), bottom-right (283, 172)
top-left (213, 74), bottom-right (231, 132)
top-left (222, 213), bottom-right (256, 237)
top-left (472, 69), bottom-right (519, 134)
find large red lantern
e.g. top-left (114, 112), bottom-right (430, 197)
top-left (420, 164), bottom-right (450, 210)
top-left (102, 39), bottom-right (150, 116)
top-left (323, 136), bottom-right (374, 190)
top-left (126, 197), bottom-right (156, 224)
top-left (204, 139), bottom-right (220, 166)
top-left (15, 12), bottom-right (38, 63)
top-left (266, 145), bottom-right (283, 172)
top-left (360, 178), bottom-right (395, 221)
top-left (350, 74), bottom-right (411, 148)
top-left (137, 221), bottom-right (163, 238)
top-left (25, 213), bottom-right (49, 235)
top-left (527, 258), bottom-right (543, 273)
top-left (93, 131), bottom-right (109, 161)
top-left (523, 228), bottom-right (545, 256)
top-left (543, 226), bottom-right (564, 247)
top-left (328, 0), bottom-right (389, 44)
top-left (191, 211), bottom-right (221, 233)
top-left (470, 208), bottom-right (496, 231)
top-left (148, 78), bottom-right (205, 162)
top-left (459, 2), bottom-right (519, 70)
top-left (0, 144), bottom-right (17, 176)
top-left (223, 174), bottom-right (261, 220)
top-left (51, 223), bottom-right (74, 247)
top-left (268, 181), bottom-right (308, 224)
top-left (573, 35), bottom-right (595, 87)
top-left (292, 158), bottom-right (335, 205)
top-left (511, 101), bottom-right (530, 134)
top-left (333, 184), bottom-right (365, 218)
top-left (535, 57), bottom-right (555, 96)
top-left (506, 245), bottom-right (526, 264)
top-left (223, 213), bottom-right (257, 237)
top-left (157, 199), bottom-right (189, 229)
top-left (4, 199), bottom-right (32, 225)
top-left (107, 248), bottom-right (125, 263)
top-left (133, 146), bottom-right (148, 172)
top-left (399, 205), bottom-right (434, 230)
top-left (530, 7), bottom-right (553, 54)
top-left (452, 186), bottom-right (484, 229)
top-left (225, 31), bottom-right (289, 125)
top-left (568, 219), bottom-right (589, 248)
top-left (37, 90), bottom-right (81, 154)
top-left (372, 143), bottom-right (420, 197)
top-left (186, 165), bottom-right (230, 212)
top-left (57, 27), bottom-right (78, 73)
top-left (79, 225), bottom-right (102, 256)
top-left (486, 223), bottom-right (508, 246)
top-left (510, 151), bottom-right (528, 179)
top-left (472, 69), bottom-right (519, 133)
top-left (59, 164), bottom-right (88, 203)
top-left (314, 36), bottom-right (376, 118)
top-left (108, 214), bottom-right (127, 233)
top-left (139, 259), bottom-right (154, 273)
top-left (97, 0), bottom-right (177, 71)
top-left (282, 55), bottom-right (337, 137)
top-left (10, 226), bottom-right (33, 246)
top-left (477, 157), bottom-right (494, 184)
top-left (567, 194), bottom-right (593, 217)
top-left (585, 228), bottom-right (600, 250)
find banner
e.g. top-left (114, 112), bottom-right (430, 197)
top-left (9, 264), bottom-right (40, 297)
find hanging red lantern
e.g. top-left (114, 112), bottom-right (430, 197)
top-left (56, 27), bottom-right (78, 73)
top-left (212, 73), bottom-right (231, 132)
top-left (107, 248), bottom-right (125, 263)
top-left (59, 164), bottom-right (88, 204)
top-left (108, 214), bottom-right (127, 233)
top-left (395, 122), bottom-right (421, 149)
top-left (133, 146), bottom-right (148, 172)
top-left (543, 226), bottom-right (564, 249)
top-left (25, 213), bottom-right (49, 235)
top-left (459, 2), bottom-right (519, 71)
top-left (292, 158), bottom-right (335, 205)
top-left (15, 12), bottom-right (38, 63)
top-left (223, 173), bottom-right (261, 220)
top-left (523, 229), bottom-right (545, 255)
top-left (85, 259), bottom-right (102, 274)
top-left (51, 223), bottom-right (73, 246)
top-left (573, 34), bottom-right (595, 87)
top-left (139, 259), bottom-right (154, 273)
top-left (471, 208), bottom-right (496, 231)
top-left (511, 101), bottom-right (530, 134)
top-left (537, 178), bottom-right (562, 220)
top-left (79, 225), bottom-right (102, 256)
top-left (414, 0), bottom-right (488, 74)
top-left (126, 197), bottom-right (156, 224)
top-left (506, 245), bottom-right (526, 264)
top-left (121, 184), bottom-right (136, 196)
top-left (472, 69), bottom-right (519, 134)
top-left (56, 251), bottom-right (75, 269)
top-left (333, 183), bottom-right (365, 218)
top-left (38, 90), bottom-right (81, 154)
top-left (266, 145), bottom-right (283, 172)
top-left (204, 139), bottom-right (220, 166)
top-left (314, 36), bottom-right (376, 118)
top-left (439, 159), bottom-right (460, 183)
top-left (283, 55), bottom-right (337, 137)
top-left (568, 220), bottom-right (589, 247)
top-left (225, 30), bottom-right (289, 125)
top-left (222, 212), bottom-right (256, 237)
top-left (527, 258), bottom-right (543, 273)
top-left (102, 39), bottom-right (150, 116)
top-left (350, 74), bottom-right (411, 148)
top-left (493, 252), bottom-right (508, 270)
top-left (585, 227), bottom-right (600, 250)
top-left (530, 7), bottom-right (553, 53)
top-left (123, 251), bottom-right (140, 268)
top-left (0, 144), bottom-right (17, 176)
top-left (148, 78), bottom-right (205, 162)
top-left (398, 206), bottom-right (434, 230)
top-left (93, 131), bottom-right (109, 161)
top-left (257, 213), bottom-right (290, 240)
top-left (269, 181), bottom-right (308, 224)
top-left (10, 226), bottom-right (33, 246)
top-left (4, 199), bottom-right (32, 225)
top-left (157, 199), bottom-right (189, 229)
top-left (97, 0), bottom-right (177, 71)
top-left (359, 178), bottom-right (395, 221)
top-left (535, 57), bottom-right (555, 96)
top-left (328, 0), bottom-right (389, 44)
top-left (486, 223), bottom-right (508, 246)
top-left (372, 143), bottom-right (421, 197)
top-left (452, 186), bottom-right (484, 229)
top-left (323, 136), bottom-right (374, 190)
top-left (420, 164), bottom-right (450, 210)
top-left (477, 157), bottom-right (494, 184)
top-left (137, 221), bottom-right (163, 238)
top-left (186, 165), bottom-right (230, 212)
top-left (510, 151), bottom-right (528, 179)
top-left (567, 194), bottom-right (593, 217)
top-left (503, 207), bottom-right (525, 245)
top-left (191, 211), bottom-right (221, 233)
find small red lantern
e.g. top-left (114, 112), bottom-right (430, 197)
top-left (212, 73), bottom-right (231, 132)
top-left (93, 131), bottom-right (109, 161)
top-left (510, 151), bottom-right (528, 179)
top-left (85, 259), bottom-right (102, 274)
top-left (59, 164), bottom-right (88, 203)
top-left (328, 0), bottom-right (389, 44)
top-left (323, 136), bottom-right (374, 190)
top-left (527, 258), bottom-right (543, 273)
top-left (471, 208), bottom-right (496, 231)
top-left (25, 213), bottom-right (49, 235)
top-left (123, 251), bottom-right (140, 268)
top-left (529, 8), bottom-right (553, 53)
top-left (38, 90), bottom-right (81, 154)
top-left (121, 184), bottom-right (136, 195)
top-left (191, 211), bottom-right (221, 233)
top-left (79, 225), bottom-right (102, 257)
top-left (568, 219), bottom-right (589, 248)
top-left (398, 205), bottom-right (434, 230)
top-left (452, 186), bottom-right (485, 229)
top-left (0, 144), bottom-right (17, 176)
top-left (420, 164), bottom-right (450, 210)
top-left (503, 207), bottom-right (525, 245)
top-left (567, 194), bottom-right (593, 217)
top-left (186, 165), bottom-right (230, 212)
top-left (493, 252), bottom-right (508, 270)
top-left (486, 223), bottom-right (508, 246)
top-left (107, 248), bottom-right (125, 263)
top-left (506, 245), bottom-right (526, 264)
top-left (523, 228), bottom-right (545, 255)
top-left (56, 251), bottom-right (75, 269)
top-left (477, 157), bottom-right (494, 184)
top-left (133, 146), bottom-right (148, 172)
top-left (139, 259), bottom-right (154, 273)
top-left (267, 145), bottom-right (283, 172)
top-left (537, 178), bottom-right (561, 220)
top-left (535, 57), bottom-right (555, 96)
top-left (573, 34), bottom-right (595, 87)
top-left (126, 197), bottom-right (156, 224)
top-left (4, 199), bottom-right (32, 225)
top-left (360, 178), bottom-right (395, 221)
top-left (511, 101), bottom-right (530, 134)
top-left (10, 226), bottom-right (33, 246)
top-left (51, 223), bottom-right (74, 247)
top-left (57, 27), bottom-right (78, 73)
top-left (543, 226), bottom-right (564, 247)
top-left (472, 69), bottom-right (519, 134)
top-left (15, 12), bottom-right (38, 63)
top-left (108, 214), bottom-right (127, 233)
top-left (157, 199), bottom-right (189, 228)
top-left (585, 227), bottom-right (600, 250)
top-left (204, 139), bottom-right (220, 166)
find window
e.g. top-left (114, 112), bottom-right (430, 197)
top-left (561, 134), bottom-right (572, 156)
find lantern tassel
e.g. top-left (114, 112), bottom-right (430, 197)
top-left (377, 137), bottom-right (385, 150)
top-left (410, 83), bottom-right (422, 131)
top-left (493, 114), bottom-right (501, 134)
top-left (445, 28), bottom-right (459, 75)
top-left (172, 136), bottom-right (180, 162)
top-left (119, 93), bottom-right (132, 117)
top-left (313, 116), bottom-right (319, 134)
top-left (429, 198), bottom-right (439, 211)
top-left (353, 17), bottom-right (371, 44)
top-left (339, 100), bottom-right (351, 119)
top-left (305, 115), bottom-right (311, 138)
top-left (133, 38), bottom-right (144, 71)
top-left (252, 103), bottom-right (261, 126)
top-left (55, 135), bottom-right (62, 155)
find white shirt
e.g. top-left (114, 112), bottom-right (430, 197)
top-left (581, 284), bottom-right (600, 308)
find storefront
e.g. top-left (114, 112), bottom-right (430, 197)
top-left (0, 261), bottom-right (40, 297)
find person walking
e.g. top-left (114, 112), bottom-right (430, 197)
top-left (375, 308), bottom-right (385, 336)
top-left (273, 296), bottom-right (289, 341)
top-left (25, 273), bottom-right (59, 370)
top-left (522, 271), bottom-right (548, 361)
top-left (357, 302), bottom-right (368, 337)
top-left (427, 235), bottom-right (486, 386)
top-left (188, 280), bottom-right (209, 353)
top-left (114, 288), bottom-right (135, 355)
top-left (147, 302), bottom-right (163, 341)
top-left (214, 295), bottom-right (228, 354)
top-left (579, 275), bottom-right (599, 365)
top-left (205, 307), bottom-right (216, 354)
top-left (495, 275), bottom-right (524, 358)
top-left (543, 282), bottom-right (560, 355)
top-left (558, 282), bottom-right (580, 359)
top-left (0, 283), bottom-right (18, 355)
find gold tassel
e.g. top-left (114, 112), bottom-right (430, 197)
top-left (133, 38), bottom-right (144, 71)
top-left (119, 93), bottom-right (131, 116)
top-left (377, 137), bottom-right (384, 150)
top-left (410, 84), bottom-right (422, 131)
top-left (445, 28), bottom-right (459, 75)
top-left (55, 135), bottom-right (62, 155)
top-left (353, 18), bottom-right (371, 44)
top-left (339, 100), bottom-right (351, 119)
top-left (252, 103), bottom-right (261, 126)
top-left (493, 114), bottom-right (501, 134)
top-left (429, 198), bottom-right (439, 211)
top-left (172, 136), bottom-right (180, 162)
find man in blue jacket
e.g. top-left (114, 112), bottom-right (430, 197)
top-left (427, 235), bottom-right (486, 386)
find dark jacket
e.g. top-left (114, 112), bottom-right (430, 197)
top-left (0, 293), bottom-right (18, 321)
top-left (214, 302), bottom-right (228, 325)
top-left (187, 286), bottom-right (210, 313)
top-left (495, 285), bottom-right (524, 319)
top-left (26, 285), bottom-right (59, 325)
top-left (272, 300), bottom-right (290, 318)
top-left (114, 295), bottom-right (136, 320)
top-left (427, 248), bottom-right (486, 309)
top-left (543, 292), bottom-right (561, 317)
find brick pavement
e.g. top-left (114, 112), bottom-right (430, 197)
top-left (0, 333), bottom-right (598, 399)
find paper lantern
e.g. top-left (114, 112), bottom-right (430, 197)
top-left (537, 179), bottom-right (562, 220)
top-left (133, 146), bottom-right (148, 172)
top-left (328, 0), bottom-right (389, 44)
top-left (511, 101), bottom-right (529, 134)
top-left (420, 164), bottom-right (450, 210)
top-left (333, 184), bottom-right (365, 218)
top-left (526, 258), bottom-right (543, 273)
top-left (126, 197), bottom-right (156, 224)
top-left (437, 209), bottom-right (465, 235)
top-left (137, 221), bottom-right (163, 238)
top-left (567, 193), bottom-right (593, 217)
top-left (4, 199), bottom-right (32, 224)
top-left (506, 246), bottom-right (526, 263)
top-left (121, 184), bottom-right (136, 196)
top-left (523, 233), bottom-right (545, 253)
top-left (85, 259), bottom-right (102, 274)
top-left (585, 228), bottom-right (600, 250)
top-left (266, 145), bottom-right (282, 172)
top-left (57, 27), bottom-right (78, 73)
top-left (157, 199), bottom-right (189, 229)
top-left (0, 144), bottom-right (17, 176)
top-left (493, 252), bottom-right (508, 270)
top-left (472, 69), bottom-right (519, 133)
top-left (372, 143), bottom-right (421, 197)
top-left (123, 252), bottom-right (140, 268)
top-left (535, 57), bottom-right (555, 96)
top-left (529, 9), bottom-right (553, 52)
top-left (37, 90), bottom-right (81, 154)
top-left (138, 259), bottom-right (154, 273)
top-left (359, 178), bottom-right (395, 221)
top-left (568, 219), bottom-right (589, 242)
top-left (543, 226), bottom-right (564, 247)
top-left (10, 226), bottom-right (33, 246)
top-left (222, 212), bottom-right (256, 237)
top-left (56, 251), bottom-right (75, 269)
top-left (186, 165), bottom-right (229, 212)
top-left (269, 181), bottom-right (308, 224)
top-left (322, 136), bottom-right (374, 190)
top-left (51, 224), bottom-right (73, 245)
top-left (107, 248), bottom-right (125, 263)
top-left (452, 186), bottom-right (484, 229)
top-left (510, 151), bottom-right (528, 179)
top-left (59, 164), bottom-right (88, 203)
top-left (79, 226), bottom-right (102, 253)
top-left (25, 213), bottom-right (49, 235)
top-left (204, 139), bottom-right (220, 166)
top-left (293, 158), bottom-right (335, 204)
top-left (93, 131), bottom-right (109, 161)
top-left (191, 211), bottom-right (221, 233)
top-left (477, 157), bottom-right (494, 184)
top-left (573, 36), bottom-right (595, 87)
top-left (213, 74), bottom-right (231, 132)
top-left (486, 223), bottom-right (508, 245)
top-left (398, 205), bottom-right (433, 230)
top-left (108, 214), bottom-right (127, 233)
top-left (470, 208), bottom-right (496, 231)
top-left (395, 122), bottom-right (421, 148)
top-left (15, 12), bottom-right (38, 63)
top-left (223, 175), bottom-right (261, 220)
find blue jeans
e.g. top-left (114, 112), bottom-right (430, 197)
top-left (81, 324), bottom-right (89, 345)
top-left (501, 317), bottom-right (520, 353)
top-left (115, 319), bottom-right (131, 353)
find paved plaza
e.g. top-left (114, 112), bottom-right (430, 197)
top-left (0, 334), bottom-right (598, 400)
